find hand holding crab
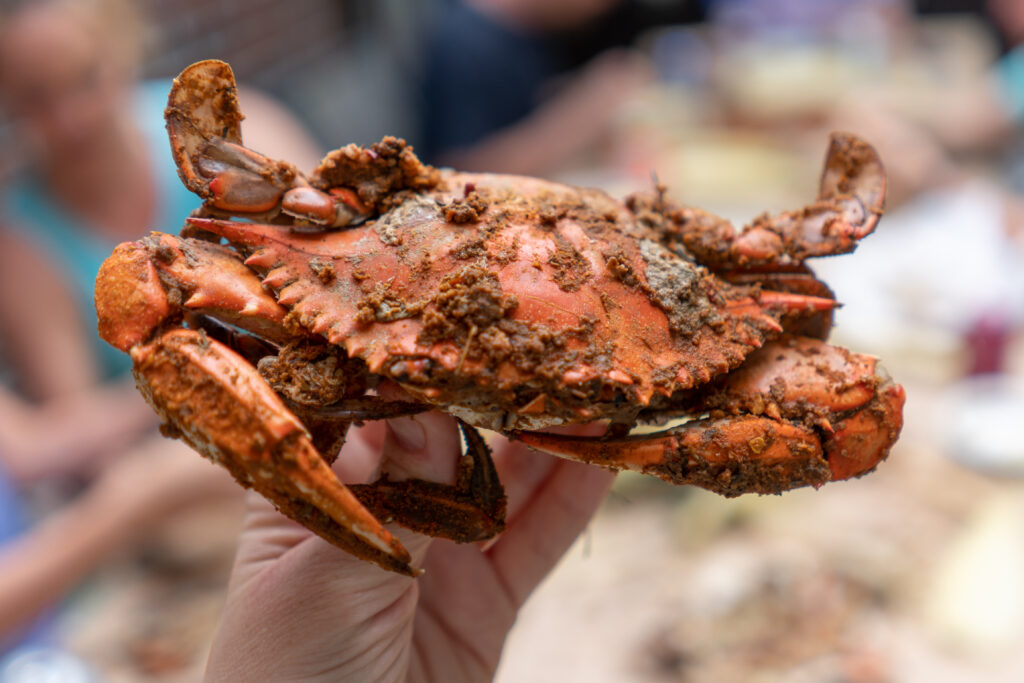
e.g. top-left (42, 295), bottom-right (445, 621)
top-left (94, 60), bottom-right (904, 576)
top-left (205, 413), bottom-right (613, 681)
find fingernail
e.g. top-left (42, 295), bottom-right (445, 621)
top-left (389, 416), bottom-right (426, 452)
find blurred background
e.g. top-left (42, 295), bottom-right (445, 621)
top-left (3, 0), bottom-right (1024, 680)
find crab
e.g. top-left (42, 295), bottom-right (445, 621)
top-left (95, 60), bottom-right (904, 576)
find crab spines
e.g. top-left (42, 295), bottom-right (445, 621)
top-left (94, 232), bottom-right (294, 352)
top-left (131, 328), bottom-right (418, 576)
top-left (723, 290), bottom-right (837, 330)
top-left (724, 269), bottom-right (837, 339)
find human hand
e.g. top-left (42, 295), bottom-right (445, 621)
top-left (204, 412), bottom-right (615, 682)
top-left (0, 435), bottom-right (236, 640)
top-left (566, 48), bottom-right (654, 112)
top-left (89, 434), bottom-right (237, 530)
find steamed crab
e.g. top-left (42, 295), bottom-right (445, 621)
top-left (95, 60), bottom-right (904, 576)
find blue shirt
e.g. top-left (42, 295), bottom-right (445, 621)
top-left (2, 80), bottom-right (198, 380)
top-left (0, 463), bottom-right (54, 653)
top-left (417, 4), bottom-right (557, 162)
top-left (997, 43), bottom-right (1024, 122)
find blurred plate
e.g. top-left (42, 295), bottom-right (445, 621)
top-left (944, 375), bottom-right (1024, 478)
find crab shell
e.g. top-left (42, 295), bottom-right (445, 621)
top-left (93, 60), bottom-right (904, 576)
top-left (178, 169), bottom-right (810, 433)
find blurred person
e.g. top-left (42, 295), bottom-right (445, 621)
top-left (416, 0), bottom-right (697, 176)
top-left (0, 0), bottom-right (323, 652)
top-left (828, 0), bottom-right (1024, 202)
top-left (0, 433), bottom-right (235, 649)
top-left (204, 411), bottom-right (615, 682)
top-left (0, 0), bottom-right (197, 399)
top-left (0, 0), bottom-right (323, 403)
top-left (864, 0), bottom-right (1024, 156)
top-left (0, 229), bottom-right (157, 482)
top-left (963, 0), bottom-right (1024, 149)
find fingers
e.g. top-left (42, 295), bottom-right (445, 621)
top-left (485, 459), bottom-right (615, 608)
top-left (489, 439), bottom-right (557, 524)
top-left (332, 421), bottom-right (386, 484)
top-left (232, 405), bottom-right (613, 593)
top-left (381, 411), bottom-right (461, 486)
top-left (373, 382), bottom-right (463, 486)
top-left (490, 422), bottom-right (607, 526)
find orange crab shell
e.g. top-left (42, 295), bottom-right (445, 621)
top-left (188, 171), bottom-right (788, 430)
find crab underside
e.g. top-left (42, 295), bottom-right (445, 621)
top-left (94, 60), bottom-right (904, 575)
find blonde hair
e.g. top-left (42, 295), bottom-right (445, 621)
top-left (0, 0), bottom-right (148, 76)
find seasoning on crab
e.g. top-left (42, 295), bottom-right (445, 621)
top-left (95, 59), bottom-right (904, 576)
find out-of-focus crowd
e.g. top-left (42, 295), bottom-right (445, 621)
top-left (1, 0), bottom-right (1024, 679)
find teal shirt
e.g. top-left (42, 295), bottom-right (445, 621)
top-left (3, 80), bottom-right (198, 380)
top-left (997, 44), bottom-right (1024, 122)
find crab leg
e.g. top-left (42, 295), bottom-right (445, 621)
top-left (664, 133), bottom-right (885, 269)
top-left (517, 336), bottom-right (903, 496)
top-left (724, 269), bottom-right (837, 339)
top-left (516, 416), bottom-right (828, 496)
top-left (350, 420), bottom-right (507, 543)
top-left (285, 396), bottom-right (430, 423)
top-left (131, 329), bottom-right (418, 575)
top-left (167, 59), bottom-right (367, 226)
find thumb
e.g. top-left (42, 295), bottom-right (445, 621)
top-left (207, 412), bottom-right (467, 679)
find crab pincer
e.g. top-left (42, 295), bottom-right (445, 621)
top-left (166, 59), bottom-right (365, 227)
top-left (656, 133), bottom-right (886, 270)
top-left (97, 236), bottom-right (505, 576)
top-left (131, 329), bottom-right (417, 574)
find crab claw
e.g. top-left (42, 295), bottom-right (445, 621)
top-left (167, 59), bottom-right (366, 227)
top-left (696, 335), bottom-right (904, 481)
top-left (132, 328), bottom-right (417, 575)
top-left (516, 336), bottom-right (904, 496)
top-left (665, 132), bottom-right (886, 270)
top-left (733, 132), bottom-right (885, 262)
